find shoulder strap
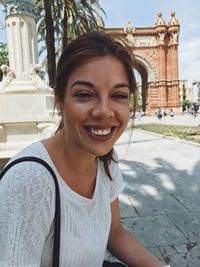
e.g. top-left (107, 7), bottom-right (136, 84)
top-left (0, 156), bottom-right (60, 267)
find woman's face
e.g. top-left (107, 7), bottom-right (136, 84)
top-left (60, 55), bottom-right (130, 158)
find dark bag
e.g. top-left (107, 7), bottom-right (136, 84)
top-left (0, 156), bottom-right (61, 267)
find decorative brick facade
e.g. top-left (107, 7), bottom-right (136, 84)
top-left (102, 12), bottom-right (180, 114)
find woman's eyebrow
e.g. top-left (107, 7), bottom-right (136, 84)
top-left (70, 80), bottom-right (130, 90)
top-left (70, 80), bottom-right (94, 88)
top-left (114, 83), bottom-right (130, 89)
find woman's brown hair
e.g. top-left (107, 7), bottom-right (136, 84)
top-left (54, 31), bottom-right (137, 179)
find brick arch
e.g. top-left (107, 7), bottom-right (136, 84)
top-left (103, 14), bottom-right (180, 114)
top-left (134, 54), bottom-right (156, 83)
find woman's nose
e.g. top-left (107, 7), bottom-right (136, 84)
top-left (91, 100), bottom-right (115, 119)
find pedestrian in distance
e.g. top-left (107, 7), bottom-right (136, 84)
top-left (155, 107), bottom-right (162, 119)
top-left (0, 31), bottom-right (168, 267)
top-left (163, 108), bottom-right (168, 119)
top-left (170, 108), bottom-right (174, 118)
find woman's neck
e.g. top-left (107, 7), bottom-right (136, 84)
top-left (42, 131), bottom-right (98, 191)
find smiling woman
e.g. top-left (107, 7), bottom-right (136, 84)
top-left (54, 31), bottom-right (137, 181)
top-left (0, 31), bottom-right (166, 267)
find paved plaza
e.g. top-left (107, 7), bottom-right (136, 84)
top-left (134, 112), bottom-right (200, 127)
top-left (110, 115), bottom-right (200, 266)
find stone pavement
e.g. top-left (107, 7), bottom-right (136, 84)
top-left (110, 115), bottom-right (200, 266)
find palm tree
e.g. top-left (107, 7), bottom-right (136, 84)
top-left (59, 0), bottom-right (105, 51)
top-left (42, 0), bottom-right (56, 89)
top-left (34, 0), bottom-right (105, 88)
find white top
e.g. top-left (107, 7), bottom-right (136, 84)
top-left (0, 141), bottom-right (125, 267)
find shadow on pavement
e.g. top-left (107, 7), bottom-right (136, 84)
top-left (117, 157), bottom-right (200, 266)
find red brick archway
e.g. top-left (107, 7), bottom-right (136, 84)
top-left (102, 12), bottom-right (180, 114)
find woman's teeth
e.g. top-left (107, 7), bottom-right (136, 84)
top-left (91, 128), bottom-right (112, 136)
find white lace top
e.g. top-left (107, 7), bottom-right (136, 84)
top-left (0, 141), bottom-right (125, 267)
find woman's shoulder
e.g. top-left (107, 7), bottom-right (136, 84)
top-left (12, 140), bottom-right (47, 159)
top-left (1, 141), bottom-right (55, 199)
top-left (7, 140), bottom-right (52, 172)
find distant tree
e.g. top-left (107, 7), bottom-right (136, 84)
top-left (181, 99), bottom-right (191, 110)
top-left (0, 42), bottom-right (9, 81)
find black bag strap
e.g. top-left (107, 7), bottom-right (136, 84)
top-left (0, 156), bottom-right (60, 267)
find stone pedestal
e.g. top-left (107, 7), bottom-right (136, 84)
top-left (0, 0), bottom-right (58, 165)
top-left (0, 78), bottom-right (58, 163)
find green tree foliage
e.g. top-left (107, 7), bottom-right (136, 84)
top-left (181, 99), bottom-right (191, 110)
top-left (0, 42), bottom-right (9, 81)
top-left (33, 0), bottom-right (105, 88)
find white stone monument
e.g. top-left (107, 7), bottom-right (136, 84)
top-left (0, 0), bottom-right (58, 167)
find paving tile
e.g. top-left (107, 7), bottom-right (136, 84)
top-left (122, 171), bottom-right (171, 197)
top-left (122, 168), bottom-right (189, 197)
top-left (119, 194), bottom-right (139, 218)
top-left (167, 211), bottom-right (200, 243)
top-left (174, 192), bottom-right (200, 211)
top-left (128, 194), bottom-right (188, 216)
top-left (121, 215), bottom-right (188, 247)
top-left (159, 243), bottom-right (200, 267)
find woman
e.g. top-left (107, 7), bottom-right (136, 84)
top-left (0, 32), bottom-right (166, 267)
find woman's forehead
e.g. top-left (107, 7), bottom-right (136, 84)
top-left (69, 55), bottom-right (127, 76)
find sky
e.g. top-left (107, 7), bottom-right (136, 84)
top-left (0, 0), bottom-right (200, 86)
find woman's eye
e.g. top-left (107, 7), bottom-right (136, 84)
top-left (74, 92), bottom-right (93, 98)
top-left (113, 94), bottom-right (129, 99)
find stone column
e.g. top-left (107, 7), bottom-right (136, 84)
top-left (155, 13), bottom-right (168, 107)
top-left (4, 0), bottom-right (38, 81)
top-left (168, 12), bottom-right (180, 108)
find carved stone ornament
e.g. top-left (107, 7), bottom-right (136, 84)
top-left (124, 21), bottom-right (135, 34)
top-left (155, 12), bottom-right (166, 26)
top-left (171, 31), bottom-right (179, 44)
top-left (4, 0), bottom-right (36, 19)
top-left (158, 32), bottom-right (166, 45)
top-left (125, 35), bottom-right (157, 47)
top-left (0, 64), bottom-right (15, 89)
top-left (29, 64), bottom-right (48, 89)
top-left (126, 33), bottom-right (135, 46)
top-left (37, 122), bottom-right (57, 138)
top-left (168, 12), bottom-right (179, 26)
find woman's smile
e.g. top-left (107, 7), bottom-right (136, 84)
top-left (83, 125), bottom-right (117, 141)
top-left (90, 128), bottom-right (112, 136)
